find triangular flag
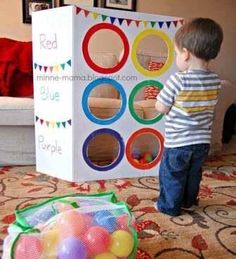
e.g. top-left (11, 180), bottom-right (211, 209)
top-left (83, 10), bottom-right (90, 17)
top-left (166, 21), bottom-right (171, 28)
top-left (126, 19), bottom-right (132, 26)
top-left (118, 18), bottom-right (124, 25)
top-left (44, 66), bottom-right (48, 72)
top-left (173, 20), bottom-right (178, 27)
top-left (40, 119), bottom-right (44, 125)
top-left (46, 121), bottom-right (50, 127)
top-left (39, 65), bottom-right (42, 71)
top-left (143, 20), bottom-right (148, 28)
top-left (158, 21), bottom-right (164, 28)
top-left (135, 20), bottom-right (140, 27)
top-left (34, 63), bottom-right (37, 69)
top-left (60, 63), bottom-right (65, 70)
top-left (67, 119), bottom-right (72, 126)
top-left (110, 17), bottom-right (116, 24)
top-left (62, 122), bottom-right (66, 128)
top-left (54, 65), bottom-right (59, 72)
top-left (35, 116), bottom-right (39, 122)
top-left (67, 60), bottom-right (71, 67)
top-left (101, 15), bottom-right (107, 21)
top-left (180, 19), bottom-right (185, 25)
top-left (50, 121), bottom-right (55, 128)
top-left (76, 6), bottom-right (82, 15)
top-left (49, 66), bottom-right (53, 72)
top-left (150, 21), bottom-right (156, 28)
top-left (56, 122), bottom-right (61, 128)
top-left (92, 12), bottom-right (99, 20)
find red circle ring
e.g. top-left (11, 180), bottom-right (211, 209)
top-left (126, 128), bottom-right (164, 170)
top-left (82, 23), bottom-right (129, 74)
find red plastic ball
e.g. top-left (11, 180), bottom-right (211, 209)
top-left (57, 211), bottom-right (92, 239)
top-left (15, 235), bottom-right (42, 259)
top-left (83, 226), bottom-right (111, 256)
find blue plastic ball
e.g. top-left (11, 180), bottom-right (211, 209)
top-left (93, 210), bottom-right (117, 233)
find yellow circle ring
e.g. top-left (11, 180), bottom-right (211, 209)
top-left (131, 29), bottom-right (174, 77)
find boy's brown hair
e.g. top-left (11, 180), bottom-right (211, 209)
top-left (174, 18), bottom-right (223, 61)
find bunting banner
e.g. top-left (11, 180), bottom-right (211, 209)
top-left (35, 116), bottom-right (72, 128)
top-left (34, 59), bottom-right (72, 73)
top-left (75, 6), bottom-right (184, 29)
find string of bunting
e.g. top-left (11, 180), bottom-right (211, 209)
top-left (35, 116), bottom-right (72, 128)
top-left (75, 6), bottom-right (184, 29)
top-left (34, 59), bottom-right (72, 73)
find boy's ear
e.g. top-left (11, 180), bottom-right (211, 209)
top-left (183, 48), bottom-right (190, 61)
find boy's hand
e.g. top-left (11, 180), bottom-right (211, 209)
top-left (155, 100), bottom-right (170, 114)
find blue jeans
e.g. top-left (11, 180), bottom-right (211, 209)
top-left (157, 144), bottom-right (210, 216)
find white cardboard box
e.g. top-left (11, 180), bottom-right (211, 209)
top-left (32, 5), bottom-right (182, 182)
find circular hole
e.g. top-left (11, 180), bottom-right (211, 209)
top-left (137, 34), bottom-right (168, 70)
top-left (89, 84), bottom-right (121, 119)
top-left (82, 23), bottom-right (129, 74)
top-left (88, 29), bottom-right (123, 68)
top-left (131, 29), bottom-right (174, 77)
top-left (82, 129), bottom-right (124, 171)
top-left (129, 80), bottom-right (164, 124)
top-left (82, 78), bottom-right (127, 125)
top-left (126, 128), bottom-right (164, 170)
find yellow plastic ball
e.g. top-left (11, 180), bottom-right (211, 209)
top-left (42, 228), bottom-right (59, 258)
top-left (109, 230), bottom-right (134, 257)
top-left (94, 252), bottom-right (117, 259)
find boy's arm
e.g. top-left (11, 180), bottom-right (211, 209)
top-left (155, 100), bottom-right (170, 114)
top-left (155, 73), bottom-right (182, 114)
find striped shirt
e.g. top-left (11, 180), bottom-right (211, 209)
top-left (157, 70), bottom-right (221, 148)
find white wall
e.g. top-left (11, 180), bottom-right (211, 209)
top-left (0, 0), bottom-right (235, 83)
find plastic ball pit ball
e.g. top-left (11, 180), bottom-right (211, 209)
top-left (143, 152), bottom-right (153, 163)
top-left (84, 226), bottom-right (111, 255)
top-left (94, 252), bottom-right (117, 259)
top-left (57, 210), bottom-right (91, 238)
top-left (116, 214), bottom-right (135, 231)
top-left (109, 230), bottom-right (134, 257)
top-left (57, 237), bottom-right (87, 259)
top-left (42, 228), bottom-right (60, 257)
top-left (93, 210), bottom-right (117, 232)
top-left (14, 235), bottom-right (43, 259)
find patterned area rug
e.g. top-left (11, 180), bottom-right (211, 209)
top-left (0, 153), bottom-right (236, 258)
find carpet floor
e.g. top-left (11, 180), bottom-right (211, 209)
top-left (0, 152), bottom-right (236, 258)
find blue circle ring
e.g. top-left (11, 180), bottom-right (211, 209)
top-left (82, 78), bottom-right (127, 125)
top-left (82, 128), bottom-right (124, 171)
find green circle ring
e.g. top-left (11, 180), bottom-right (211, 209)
top-left (129, 80), bottom-right (164, 125)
